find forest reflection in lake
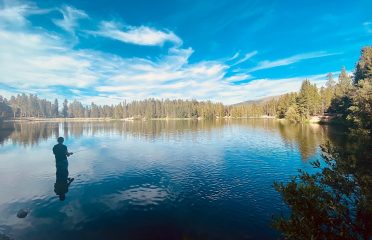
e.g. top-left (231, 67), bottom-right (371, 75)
top-left (0, 119), bottom-right (340, 161)
top-left (0, 119), bottom-right (349, 239)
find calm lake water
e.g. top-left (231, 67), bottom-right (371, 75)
top-left (0, 119), bottom-right (346, 239)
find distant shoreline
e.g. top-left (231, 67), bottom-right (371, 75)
top-left (3, 115), bottom-right (335, 124)
top-left (5, 116), bottom-right (277, 122)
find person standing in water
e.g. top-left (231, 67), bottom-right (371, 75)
top-left (53, 137), bottom-right (74, 201)
top-left (53, 137), bottom-right (73, 161)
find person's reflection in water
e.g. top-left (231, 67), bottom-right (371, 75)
top-left (53, 137), bottom-right (74, 201)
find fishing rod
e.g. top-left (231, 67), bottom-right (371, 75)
top-left (71, 148), bottom-right (89, 154)
top-left (71, 144), bottom-right (108, 154)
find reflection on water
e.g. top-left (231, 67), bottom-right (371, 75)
top-left (0, 122), bottom-right (59, 146)
top-left (277, 122), bottom-right (329, 161)
top-left (54, 160), bottom-right (74, 201)
top-left (0, 119), bottom-right (347, 240)
top-left (0, 120), bottom-right (339, 161)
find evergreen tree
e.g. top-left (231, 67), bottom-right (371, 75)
top-left (296, 80), bottom-right (311, 120)
top-left (0, 96), bottom-right (13, 121)
top-left (325, 72), bottom-right (336, 88)
top-left (348, 81), bottom-right (372, 133)
top-left (335, 67), bottom-right (352, 97)
top-left (9, 96), bottom-right (18, 118)
top-left (62, 99), bottom-right (68, 118)
top-left (68, 100), bottom-right (85, 118)
top-left (322, 73), bottom-right (336, 112)
top-left (277, 93), bottom-right (297, 118)
top-left (296, 80), bottom-right (321, 121)
top-left (52, 99), bottom-right (59, 117)
top-left (354, 47), bottom-right (372, 85)
top-left (113, 103), bottom-right (123, 119)
top-left (90, 102), bottom-right (100, 118)
top-left (285, 104), bottom-right (301, 123)
top-left (330, 68), bottom-right (353, 116)
top-left (348, 46), bottom-right (372, 134)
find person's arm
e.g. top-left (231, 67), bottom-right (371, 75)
top-left (66, 146), bottom-right (73, 157)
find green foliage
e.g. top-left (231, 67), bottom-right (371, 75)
top-left (0, 95), bottom-right (227, 119)
top-left (273, 142), bottom-right (372, 239)
top-left (62, 99), bottom-right (68, 118)
top-left (328, 67), bottom-right (353, 120)
top-left (325, 72), bottom-right (336, 88)
top-left (67, 100), bottom-right (85, 118)
top-left (284, 104), bottom-right (301, 123)
top-left (346, 46), bottom-right (372, 135)
top-left (229, 98), bottom-right (278, 118)
top-left (281, 80), bottom-right (322, 122)
top-left (354, 47), bottom-right (372, 85)
top-left (52, 99), bottom-right (59, 117)
top-left (7, 93), bottom-right (52, 118)
top-left (321, 73), bottom-right (336, 113)
top-left (347, 80), bottom-right (372, 134)
top-left (335, 67), bottom-right (353, 97)
top-left (0, 96), bottom-right (13, 121)
top-left (297, 80), bottom-right (322, 118)
top-left (277, 93), bottom-right (297, 118)
top-left (330, 95), bottom-right (352, 116)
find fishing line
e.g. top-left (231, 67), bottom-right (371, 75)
top-left (72, 144), bottom-right (108, 154)
top-left (72, 149), bottom-right (89, 154)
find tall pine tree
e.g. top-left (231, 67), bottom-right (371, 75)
top-left (348, 46), bottom-right (372, 134)
top-left (62, 99), bottom-right (68, 118)
top-left (354, 47), bottom-right (372, 85)
top-left (52, 99), bottom-right (59, 117)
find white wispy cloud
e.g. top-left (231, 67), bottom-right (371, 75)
top-left (224, 74), bottom-right (251, 82)
top-left (227, 51), bottom-right (240, 61)
top-left (0, 4), bottom-right (30, 26)
top-left (0, 29), bottom-right (99, 88)
top-left (89, 21), bottom-right (182, 47)
top-left (0, 2), bottom-right (336, 105)
top-left (363, 22), bottom-right (372, 33)
top-left (247, 51), bottom-right (340, 72)
top-left (230, 51), bottom-right (258, 66)
top-left (53, 6), bottom-right (88, 34)
top-left (0, 2), bottom-right (50, 27)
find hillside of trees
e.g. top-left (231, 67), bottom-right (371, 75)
top-left (0, 47), bottom-right (371, 132)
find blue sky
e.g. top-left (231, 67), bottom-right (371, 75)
top-left (0, 0), bottom-right (371, 104)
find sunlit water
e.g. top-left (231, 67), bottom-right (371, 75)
top-left (0, 119), bottom-right (345, 239)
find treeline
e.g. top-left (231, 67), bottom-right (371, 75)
top-left (281, 46), bottom-right (371, 133)
top-left (0, 96), bottom-right (225, 119)
top-left (230, 47), bottom-right (370, 121)
top-left (230, 46), bottom-right (371, 131)
top-left (274, 67), bottom-right (353, 123)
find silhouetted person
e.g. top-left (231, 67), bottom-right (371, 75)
top-left (53, 137), bottom-right (73, 161)
top-left (53, 137), bottom-right (74, 201)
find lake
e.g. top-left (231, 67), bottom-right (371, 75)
top-left (0, 119), bottom-right (346, 239)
